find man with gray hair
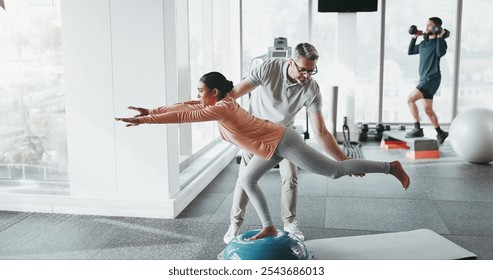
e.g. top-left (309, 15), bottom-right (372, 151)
top-left (224, 42), bottom-right (351, 244)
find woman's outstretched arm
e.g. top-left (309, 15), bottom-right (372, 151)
top-left (148, 100), bottom-right (201, 114)
top-left (116, 101), bottom-right (228, 126)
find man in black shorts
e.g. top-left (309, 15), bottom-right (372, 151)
top-left (406, 16), bottom-right (449, 145)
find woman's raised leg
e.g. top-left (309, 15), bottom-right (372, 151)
top-left (276, 129), bottom-right (410, 189)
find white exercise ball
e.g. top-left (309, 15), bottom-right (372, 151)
top-left (449, 108), bottom-right (493, 164)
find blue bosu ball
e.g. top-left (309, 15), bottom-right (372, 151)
top-left (223, 229), bottom-right (309, 260)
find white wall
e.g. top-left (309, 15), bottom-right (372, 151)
top-left (111, 0), bottom-right (180, 201)
top-left (58, 0), bottom-right (180, 217)
top-left (61, 0), bottom-right (116, 199)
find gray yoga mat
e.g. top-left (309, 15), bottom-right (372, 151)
top-left (304, 229), bottom-right (476, 260)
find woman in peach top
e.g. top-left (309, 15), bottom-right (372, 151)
top-left (116, 72), bottom-right (410, 241)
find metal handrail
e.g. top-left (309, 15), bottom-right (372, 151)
top-left (0, 162), bottom-right (66, 181)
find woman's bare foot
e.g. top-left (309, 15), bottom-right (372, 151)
top-left (248, 225), bottom-right (277, 241)
top-left (389, 161), bottom-right (410, 190)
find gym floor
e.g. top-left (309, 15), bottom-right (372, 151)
top-left (0, 137), bottom-right (492, 260)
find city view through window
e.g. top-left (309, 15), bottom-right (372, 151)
top-left (0, 0), bottom-right (68, 187)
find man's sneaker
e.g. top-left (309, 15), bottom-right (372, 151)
top-left (405, 128), bottom-right (424, 138)
top-left (437, 131), bottom-right (449, 145)
top-left (223, 224), bottom-right (240, 244)
top-left (284, 221), bottom-right (305, 241)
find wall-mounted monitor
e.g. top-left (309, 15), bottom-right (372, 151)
top-left (318, 0), bottom-right (378, 13)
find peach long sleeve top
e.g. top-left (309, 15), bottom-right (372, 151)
top-left (138, 95), bottom-right (286, 160)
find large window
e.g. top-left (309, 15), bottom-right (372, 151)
top-left (188, 0), bottom-right (220, 154)
top-left (458, 0), bottom-right (493, 113)
top-left (242, 0), bottom-right (309, 77)
top-left (188, 0), bottom-right (214, 154)
top-left (311, 4), bottom-right (337, 130)
top-left (0, 0), bottom-right (67, 185)
top-left (187, 0), bottom-right (237, 154)
top-left (383, 0), bottom-right (456, 123)
top-left (314, 9), bottom-right (381, 125)
top-left (354, 10), bottom-right (381, 123)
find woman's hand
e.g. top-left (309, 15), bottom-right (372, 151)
top-left (128, 106), bottom-right (150, 117)
top-left (114, 106), bottom-right (150, 127)
top-left (115, 117), bottom-right (141, 127)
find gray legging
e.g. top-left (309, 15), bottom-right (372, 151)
top-left (238, 128), bottom-right (390, 227)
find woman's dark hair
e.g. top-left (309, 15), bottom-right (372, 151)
top-left (199, 72), bottom-right (234, 100)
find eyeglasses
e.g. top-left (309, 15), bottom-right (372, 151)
top-left (292, 59), bottom-right (318, 75)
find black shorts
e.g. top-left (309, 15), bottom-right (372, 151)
top-left (416, 74), bottom-right (441, 99)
